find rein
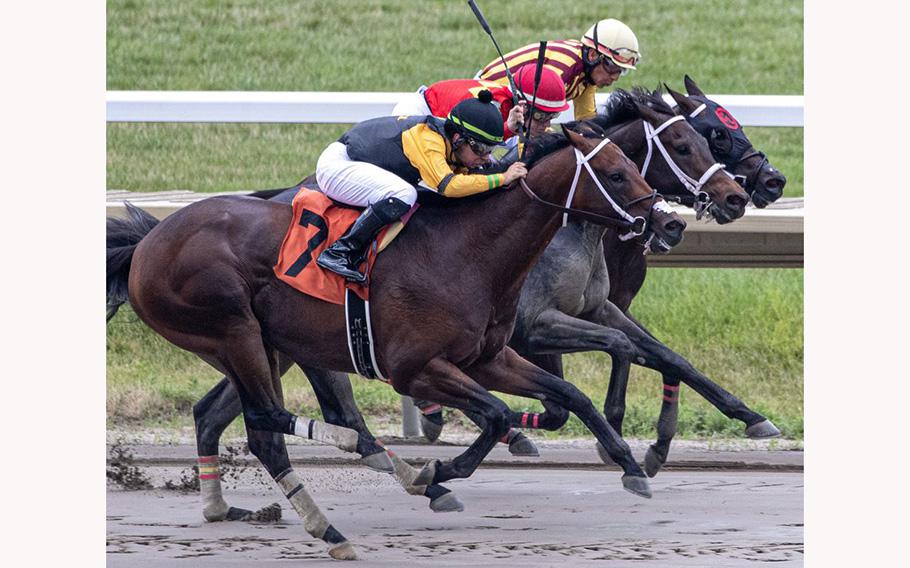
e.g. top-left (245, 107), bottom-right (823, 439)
top-left (520, 137), bottom-right (656, 239)
top-left (640, 114), bottom-right (731, 219)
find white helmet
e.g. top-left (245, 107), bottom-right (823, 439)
top-left (581, 19), bottom-right (640, 71)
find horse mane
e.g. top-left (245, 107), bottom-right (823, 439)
top-left (522, 120), bottom-right (609, 170)
top-left (590, 87), bottom-right (675, 131)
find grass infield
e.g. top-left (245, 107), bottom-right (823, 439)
top-left (106, 0), bottom-right (803, 439)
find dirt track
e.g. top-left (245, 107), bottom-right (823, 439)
top-left (107, 459), bottom-right (803, 566)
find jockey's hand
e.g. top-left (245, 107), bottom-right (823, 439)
top-left (503, 161), bottom-right (528, 185)
top-left (507, 103), bottom-right (526, 134)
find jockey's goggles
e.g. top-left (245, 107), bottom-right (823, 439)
top-left (530, 109), bottom-right (561, 122)
top-left (596, 47), bottom-right (640, 75)
top-left (465, 137), bottom-right (495, 156)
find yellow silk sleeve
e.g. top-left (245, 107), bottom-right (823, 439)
top-left (401, 124), bottom-right (505, 197)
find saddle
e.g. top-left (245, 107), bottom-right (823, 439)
top-left (273, 183), bottom-right (415, 305)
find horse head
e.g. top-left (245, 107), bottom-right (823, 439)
top-left (557, 124), bottom-right (686, 250)
top-left (595, 88), bottom-right (749, 224)
top-left (666, 76), bottom-right (787, 208)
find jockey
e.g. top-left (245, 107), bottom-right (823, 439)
top-left (477, 18), bottom-right (640, 121)
top-left (315, 90), bottom-right (528, 283)
top-left (392, 66), bottom-right (570, 141)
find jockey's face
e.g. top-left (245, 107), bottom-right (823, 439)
top-left (586, 50), bottom-right (622, 87)
top-left (452, 133), bottom-right (492, 169)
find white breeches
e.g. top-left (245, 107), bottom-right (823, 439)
top-left (315, 142), bottom-right (417, 208)
top-left (391, 86), bottom-right (433, 117)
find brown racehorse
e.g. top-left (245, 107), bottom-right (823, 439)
top-left (108, 124), bottom-right (685, 559)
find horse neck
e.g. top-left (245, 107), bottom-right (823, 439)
top-left (463, 148), bottom-right (579, 297)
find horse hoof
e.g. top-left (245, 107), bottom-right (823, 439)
top-left (248, 503), bottom-right (282, 523)
top-left (745, 419), bottom-right (781, 439)
top-left (595, 442), bottom-right (615, 465)
top-left (622, 475), bottom-right (652, 499)
top-left (328, 541), bottom-right (358, 560)
top-left (507, 432), bottom-right (540, 457)
top-left (413, 460), bottom-right (438, 487)
top-left (360, 451), bottom-right (395, 473)
top-left (644, 447), bottom-right (665, 478)
top-left (420, 412), bottom-right (444, 443)
top-left (430, 492), bottom-right (465, 513)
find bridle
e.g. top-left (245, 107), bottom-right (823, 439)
top-left (519, 136), bottom-right (658, 241)
top-left (729, 150), bottom-right (769, 199)
top-left (640, 114), bottom-right (731, 220)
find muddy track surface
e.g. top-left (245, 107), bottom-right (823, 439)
top-left (108, 466), bottom-right (803, 566)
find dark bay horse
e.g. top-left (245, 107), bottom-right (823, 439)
top-left (595, 77), bottom-right (789, 474)
top-left (107, 124), bottom-right (684, 559)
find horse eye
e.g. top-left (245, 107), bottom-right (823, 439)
top-left (676, 145), bottom-right (691, 155)
top-left (609, 173), bottom-right (623, 183)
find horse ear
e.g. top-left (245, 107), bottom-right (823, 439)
top-left (632, 99), bottom-right (663, 125)
top-left (666, 84), bottom-right (699, 114)
top-left (561, 124), bottom-right (590, 150)
top-left (684, 75), bottom-right (706, 97)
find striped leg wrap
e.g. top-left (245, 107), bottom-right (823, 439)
top-left (520, 412), bottom-right (541, 428)
top-left (662, 384), bottom-right (680, 404)
top-left (292, 416), bottom-right (359, 453)
top-left (198, 456), bottom-right (229, 521)
top-left (275, 469), bottom-right (331, 539)
top-left (418, 403), bottom-right (442, 415)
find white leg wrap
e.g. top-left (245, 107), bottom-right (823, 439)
top-left (293, 417), bottom-right (359, 453)
top-left (275, 469), bottom-right (330, 539)
top-left (388, 451), bottom-right (429, 496)
top-left (197, 456), bottom-right (229, 522)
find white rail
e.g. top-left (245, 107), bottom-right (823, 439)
top-left (106, 91), bottom-right (804, 128)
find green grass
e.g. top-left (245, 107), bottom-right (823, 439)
top-left (106, 0), bottom-right (803, 438)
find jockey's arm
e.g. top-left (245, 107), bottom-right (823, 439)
top-left (402, 126), bottom-right (505, 198)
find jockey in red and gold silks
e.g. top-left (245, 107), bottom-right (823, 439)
top-left (478, 19), bottom-right (641, 121)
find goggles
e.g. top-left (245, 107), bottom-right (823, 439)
top-left (601, 46), bottom-right (640, 67)
top-left (465, 137), bottom-right (495, 156)
top-left (592, 47), bottom-right (640, 77)
top-left (530, 109), bottom-right (561, 122)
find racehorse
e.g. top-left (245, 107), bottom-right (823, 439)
top-left (107, 123), bottom-right (684, 559)
top-left (596, 78), bottom-right (788, 474)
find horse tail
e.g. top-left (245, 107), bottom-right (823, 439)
top-left (106, 203), bottom-right (159, 319)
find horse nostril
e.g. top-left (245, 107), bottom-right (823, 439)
top-left (665, 219), bottom-right (686, 236)
top-left (727, 194), bottom-right (748, 211)
top-left (765, 173), bottom-right (787, 196)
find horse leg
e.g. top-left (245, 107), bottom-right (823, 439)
top-left (592, 303), bottom-right (782, 451)
top-left (216, 336), bottom-right (357, 560)
top-left (411, 397), bottom-right (445, 443)
top-left (192, 377), bottom-right (281, 522)
top-left (469, 347), bottom-right (651, 498)
top-left (518, 308), bottom-right (637, 439)
top-left (298, 365), bottom-right (464, 513)
top-left (400, 358), bottom-right (513, 487)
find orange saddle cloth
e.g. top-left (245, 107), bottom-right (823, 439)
top-left (273, 188), bottom-right (414, 305)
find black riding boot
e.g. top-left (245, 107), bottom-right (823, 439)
top-left (316, 197), bottom-right (411, 284)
